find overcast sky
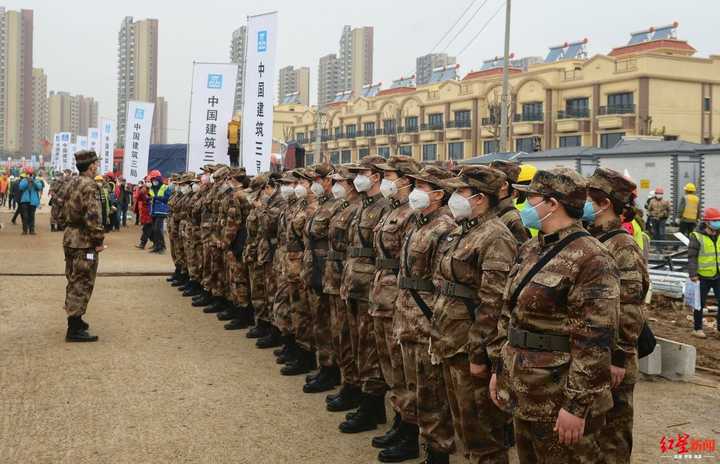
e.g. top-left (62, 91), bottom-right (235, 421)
top-left (6, 0), bottom-right (718, 143)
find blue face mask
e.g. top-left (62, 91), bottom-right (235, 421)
top-left (582, 201), bottom-right (597, 223)
top-left (520, 201), bottom-right (543, 229)
top-left (709, 221), bottom-right (720, 230)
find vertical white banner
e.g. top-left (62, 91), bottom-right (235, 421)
top-left (241, 12), bottom-right (278, 175)
top-left (122, 101), bottom-right (155, 184)
top-left (51, 133), bottom-right (61, 171)
top-left (99, 119), bottom-right (115, 175)
top-left (68, 144), bottom-right (77, 173)
top-left (76, 136), bottom-right (89, 154)
top-left (88, 127), bottom-right (100, 162)
top-left (187, 62), bottom-right (239, 172)
top-left (59, 132), bottom-right (72, 172)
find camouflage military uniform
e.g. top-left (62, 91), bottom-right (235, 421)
top-left (208, 169), bottom-right (232, 300)
top-left (291, 193), bottom-right (318, 351)
top-left (396, 205), bottom-right (456, 453)
top-left (490, 160), bottom-right (530, 245)
top-left (489, 168), bottom-right (620, 464)
top-left (587, 169), bottom-right (650, 464)
top-left (222, 176), bottom-right (252, 309)
top-left (63, 173), bottom-right (105, 317)
top-left (187, 183), bottom-right (209, 285)
top-left (200, 172), bottom-right (221, 295)
top-left (175, 183), bottom-right (195, 279)
top-left (275, 192), bottom-right (303, 335)
top-left (167, 179), bottom-right (182, 267)
top-left (256, 186), bottom-right (286, 324)
top-left (50, 175), bottom-right (69, 230)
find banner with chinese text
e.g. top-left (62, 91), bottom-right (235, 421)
top-left (50, 133), bottom-right (61, 171)
top-left (122, 101), bottom-right (155, 184)
top-left (58, 132), bottom-right (72, 172)
top-left (187, 62), bottom-right (238, 172)
top-left (241, 12), bottom-right (278, 175)
top-left (99, 119), bottom-right (115, 175)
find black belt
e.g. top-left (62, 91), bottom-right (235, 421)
top-left (398, 275), bottom-right (434, 292)
top-left (348, 247), bottom-right (375, 259)
top-left (376, 258), bottom-right (400, 270)
top-left (287, 242), bottom-right (304, 252)
top-left (508, 326), bottom-right (571, 353)
top-left (327, 250), bottom-right (345, 261)
top-left (436, 279), bottom-right (477, 300)
top-left (310, 241), bottom-right (329, 251)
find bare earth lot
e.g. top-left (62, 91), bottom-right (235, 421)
top-left (1, 212), bottom-right (718, 463)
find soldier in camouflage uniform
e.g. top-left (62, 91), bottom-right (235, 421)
top-left (49, 170), bottom-right (71, 232)
top-left (243, 174), bottom-right (270, 335)
top-left (166, 174), bottom-right (189, 286)
top-left (302, 163), bottom-right (342, 393)
top-left (281, 169), bottom-right (319, 376)
top-left (585, 168), bottom-right (649, 464)
top-left (338, 155), bottom-right (391, 434)
top-left (182, 171), bottom-right (213, 299)
top-left (62, 150), bottom-right (105, 342)
top-left (324, 166), bottom-right (363, 412)
top-left (254, 173), bottom-right (287, 348)
top-left (191, 165), bottom-right (221, 307)
top-left (173, 174), bottom-right (198, 290)
top-left (365, 155), bottom-right (423, 462)
top-left (393, 166), bottom-right (457, 464)
top-left (488, 168), bottom-right (620, 464)
top-left (431, 166), bottom-right (515, 464)
top-left (490, 160), bottom-right (530, 244)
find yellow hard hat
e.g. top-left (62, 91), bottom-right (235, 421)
top-left (684, 183), bottom-right (696, 192)
top-left (517, 164), bottom-right (538, 183)
top-left (94, 175), bottom-right (104, 181)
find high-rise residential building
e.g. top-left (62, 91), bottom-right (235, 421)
top-left (31, 68), bottom-right (48, 154)
top-left (230, 26), bottom-right (247, 114)
top-left (0, 8), bottom-right (33, 155)
top-left (278, 65), bottom-right (310, 106)
top-left (338, 26), bottom-right (353, 94)
top-left (416, 53), bottom-right (456, 86)
top-left (117, 16), bottom-right (159, 146)
top-left (48, 91), bottom-right (98, 138)
top-left (152, 96), bottom-right (168, 144)
top-left (318, 54), bottom-right (339, 107)
top-left (336, 26), bottom-right (374, 96)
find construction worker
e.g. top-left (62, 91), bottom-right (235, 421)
top-left (677, 183), bottom-right (701, 237)
top-left (227, 115), bottom-right (241, 167)
top-left (688, 207), bottom-right (720, 339)
top-left (646, 187), bottom-right (670, 240)
top-left (513, 163), bottom-right (538, 238)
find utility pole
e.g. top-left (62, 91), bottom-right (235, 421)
top-left (499, 0), bottom-right (512, 152)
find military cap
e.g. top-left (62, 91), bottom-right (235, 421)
top-left (490, 160), bottom-right (521, 184)
top-left (249, 174), bottom-right (268, 191)
top-left (307, 162), bottom-right (335, 178)
top-left (406, 166), bottom-right (455, 191)
top-left (587, 167), bottom-right (637, 205)
top-left (329, 165), bottom-right (357, 181)
top-left (278, 171), bottom-right (298, 183)
top-left (74, 150), bottom-right (99, 165)
top-left (514, 167), bottom-right (587, 210)
top-left (347, 155), bottom-right (386, 172)
top-left (291, 168), bottom-right (314, 181)
top-left (200, 164), bottom-right (219, 173)
top-left (443, 165), bottom-right (507, 195)
top-left (170, 173), bottom-right (182, 182)
top-left (213, 166), bottom-right (231, 180)
top-left (376, 155), bottom-right (422, 176)
top-left (228, 167), bottom-right (247, 179)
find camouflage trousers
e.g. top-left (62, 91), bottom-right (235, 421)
top-left (50, 205), bottom-right (63, 227)
top-left (209, 245), bottom-right (227, 298)
top-left (307, 288), bottom-right (334, 367)
top-left (63, 247), bottom-right (99, 317)
top-left (401, 341), bottom-right (454, 453)
top-left (443, 353), bottom-right (511, 463)
top-left (294, 281), bottom-right (315, 353)
top-left (248, 262), bottom-right (268, 320)
top-left (201, 240), bottom-right (213, 290)
top-left (331, 295), bottom-right (359, 386)
top-left (169, 220), bottom-right (181, 266)
top-left (373, 315), bottom-right (413, 422)
top-left (273, 251), bottom-right (293, 334)
top-left (260, 261), bottom-right (276, 323)
top-left (347, 299), bottom-right (387, 396)
top-left (226, 251), bottom-right (250, 307)
top-left (184, 227), bottom-right (202, 281)
top-left (514, 415), bottom-right (605, 464)
top-left (597, 383), bottom-right (635, 464)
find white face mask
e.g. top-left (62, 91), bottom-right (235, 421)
top-left (311, 181), bottom-right (325, 197)
top-left (448, 192), bottom-right (480, 220)
top-left (280, 185), bottom-right (295, 199)
top-left (353, 174), bottom-right (374, 193)
top-left (409, 189), bottom-right (430, 211)
top-left (191, 183), bottom-right (200, 193)
top-left (180, 186), bottom-right (190, 194)
top-left (331, 183), bottom-right (347, 199)
top-left (152, 180), bottom-right (160, 187)
top-left (294, 184), bottom-right (308, 199)
top-left (380, 178), bottom-right (398, 199)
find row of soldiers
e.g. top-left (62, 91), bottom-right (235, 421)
top-left (164, 155), bottom-right (649, 464)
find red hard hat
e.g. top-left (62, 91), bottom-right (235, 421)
top-left (654, 187), bottom-right (664, 194)
top-left (703, 208), bottom-right (720, 221)
top-left (149, 169), bottom-right (162, 178)
top-left (24, 167), bottom-right (34, 175)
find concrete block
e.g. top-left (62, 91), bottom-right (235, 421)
top-left (639, 344), bottom-right (662, 375)
top-left (657, 337), bottom-right (696, 380)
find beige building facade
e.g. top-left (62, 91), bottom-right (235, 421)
top-left (289, 33), bottom-right (720, 164)
top-left (48, 91), bottom-right (98, 139)
top-left (152, 96), bottom-right (168, 144)
top-left (31, 68), bottom-right (48, 154)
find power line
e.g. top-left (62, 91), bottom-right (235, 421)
top-left (429, 0), bottom-right (478, 53)
top-left (441, 0), bottom-right (490, 54)
top-left (456, 1), bottom-right (507, 57)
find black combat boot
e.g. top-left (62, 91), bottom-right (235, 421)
top-left (377, 423), bottom-right (420, 462)
top-left (274, 336), bottom-right (290, 357)
top-left (256, 325), bottom-right (282, 349)
top-left (420, 445), bottom-right (449, 464)
top-left (276, 336), bottom-right (298, 364)
top-left (217, 304), bottom-right (240, 321)
top-left (50, 223), bottom-right (56, 232)
top-left (223, 307), bottom-right (251, 330)
top-left (303, 365), bottom-right (340, 393)
top-left (326, 384), bottom-right (362, 412)
top-left (182, 281), bottom-right (201, 296)
top-left (203, 297), bottom-right (227, 314)
top-left (246, 319), bottom-right (269, 339)
top-left (280, 348), bottom-right (317, 376)
top-left (167, 267), bottom-right (180, 282)
top-left (372, 413), bottom-right (404, 448)
top-left (178, 278), bottom-right (194, 292)
top-left (191, 291), bottom-right (212, 307)
top-left (65, 316), bottom-right (99, 342)
top-left (338, 393), bottom-right (386, 433)
top-left (171, 273), bottom-right (188, 287)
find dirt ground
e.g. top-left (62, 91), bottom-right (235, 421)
top-left (1, 212), bottom-right (719, 464)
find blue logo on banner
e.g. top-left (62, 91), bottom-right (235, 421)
top-left (62, 133), bottom-right (70, 142)
top-left (135, 108), bottom-right (145, 120)
top-left (207, 74), bottom-right (223, 89)
top-left (105, 122), bottom-right (112, 132)
top-left (258, 30), bottom-right (267, 52)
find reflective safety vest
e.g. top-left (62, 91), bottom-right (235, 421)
top-left (631, 219), bottom-right (651, 262)
top-left (682, 194), bottom-right (700, 221)
top-left (692, 231), bottom-right (720, 278)
top-left (514, 199), bottom-right (538, 237)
